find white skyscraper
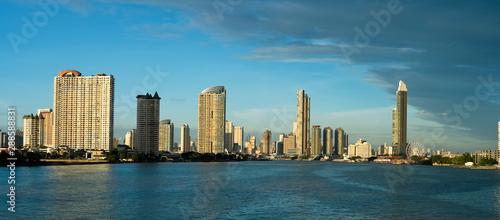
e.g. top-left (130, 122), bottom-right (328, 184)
top-left (234, 126), bottom-right (244, 152)
top-left (54, 70), bottom-right (114, 150)
top-left (198, 86), bottom-right (226, 154)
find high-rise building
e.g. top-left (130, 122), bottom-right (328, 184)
top-left (260, 130), bottom-right (272, 154)
top-left (54, 70), bottom-right (114, 150)
top-left (136, 92), bottom-right (161, 156)
top-left (23, 113), bottom-right (44, 147)
top-left (198, 86), bottom-right (226, 154)
top-left (311, 126), bottom-right (321, 155)
top-left (391, 108), bottom-right (399, 149)
top-left (180, 124), bottom-right (190, 152)
top-left (234, 126), bottom-right (244, 152)
top-left (159, 119), bottom-right (174, 152)
top-left (392, 80), bottom-right (407, 155)
top-left (14, 129), bottom-right (23, 147)
top-left (225, 121), bottom-right (234, 153)
top-left (125, 131), bottom-right (132, 147)
top-left (323, 127), bottom-right (333, 155)
top-left (378, 143), bottom-right (387, 156)
top-left (335, 127), bottom-right (346, 155)
top-left (296, 90), bottom-right (310, 155)
top-left (283, 133), bottom-right (297, 155)
top-left (37, 109), bottom-right (53, 147)
top-left (0, 132), bottom-right (7, 147)
top-left (276, 141), bottom-right (284, 155)
top-left (124, 129), bottom-right (137, 149)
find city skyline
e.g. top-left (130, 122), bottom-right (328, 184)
top-left (2, 1), bottom-right (500, 153)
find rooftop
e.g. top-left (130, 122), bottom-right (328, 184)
top-left (201, 86), bottom-right (225, 94)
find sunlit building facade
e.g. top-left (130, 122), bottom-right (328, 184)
top-left (54, 70), bottom-right (114, 150)
top-left (198, 86), bottom-right (226, 154)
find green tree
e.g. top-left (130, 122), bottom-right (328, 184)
top-left (119, 149), bottom-right (128, 160)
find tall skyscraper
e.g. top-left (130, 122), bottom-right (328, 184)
top-left (296, 90), bottom-right (310, 155)
top-left (391, 108), bottom-right (399, 150)
top-left (311, 125), bottom-right (321, 155)
top-left (260, 130), bottom-right (272, 154)
top-left (37, 109), bottom-right (53, 147)
top-left (180, 124), bottom-right (190, 152)
top-left (198, 86), bottom-right (226, 154)
top-left (392, 80), bottom-right (407, 155)
top-left (54, 70), bottom-right (114, 150)
top-left (225, 121), bottom-right (234, 153)
top-left (23, 113), bottom-right (44, 147)
top-left (323, 127), bottom-right (333, 155)
top-left (159, 119), bottom-right (174, 152)
top-left (335, 127), bottom-right (346, 156)
top-left (234, 126), bottom-right (244, 152)
top-left (136, 92), bottom-right (161, 156)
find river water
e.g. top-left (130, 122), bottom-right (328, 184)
top-left (2, 160), bottom-right (500, 219)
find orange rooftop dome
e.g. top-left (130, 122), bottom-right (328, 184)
top-left (58, 70), bottom-right (82, 77)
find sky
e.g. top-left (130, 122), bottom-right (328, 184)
top-left (1, 0), bottom-right (500, 153)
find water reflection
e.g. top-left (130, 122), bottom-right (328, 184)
top-left (2, 161), bottom-right (500, 219)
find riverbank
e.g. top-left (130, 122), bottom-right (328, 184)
top-left (432, 163), bottom-right (500, 169)
top-left (38, 159), bottom-right (110, 165)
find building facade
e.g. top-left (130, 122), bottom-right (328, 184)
top-left (159, 119), bottom-right (174, 152)
top-left (54, 70), bottom-right (114, 150)
top-left (347, 139), bottom-right (372, 158)
top-left (323, 127), bottom-right (333, 155)
top-left (225, 121), bottom-right (234, 153)
top-left (392, 80), bottom-right (407, 155)
top-left (335, 127), bottom-right (346, 155)
top-left (198, 86), bottom-right (226, 154)
top-left (23, 113), bottom-right (44, 147)
top-left (311, 125), bottom-right (321, 155)
top-left (283, 133), bottom-right (297, 155)
top-left (296, 90), bottom-right (310, 155)
top-left (180, 124), bottom-right (190, 152)
top-left (234, 126), bottom-right (244, 152)
top-left (37, 109), bottom-right (53, 147)
top-left (260, 130), bottom-right (272, 154)
top-left (136, 92), bottom-right (161, 156)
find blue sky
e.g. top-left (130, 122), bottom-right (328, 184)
top-left (1, 0), bottom-right (500, 153)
